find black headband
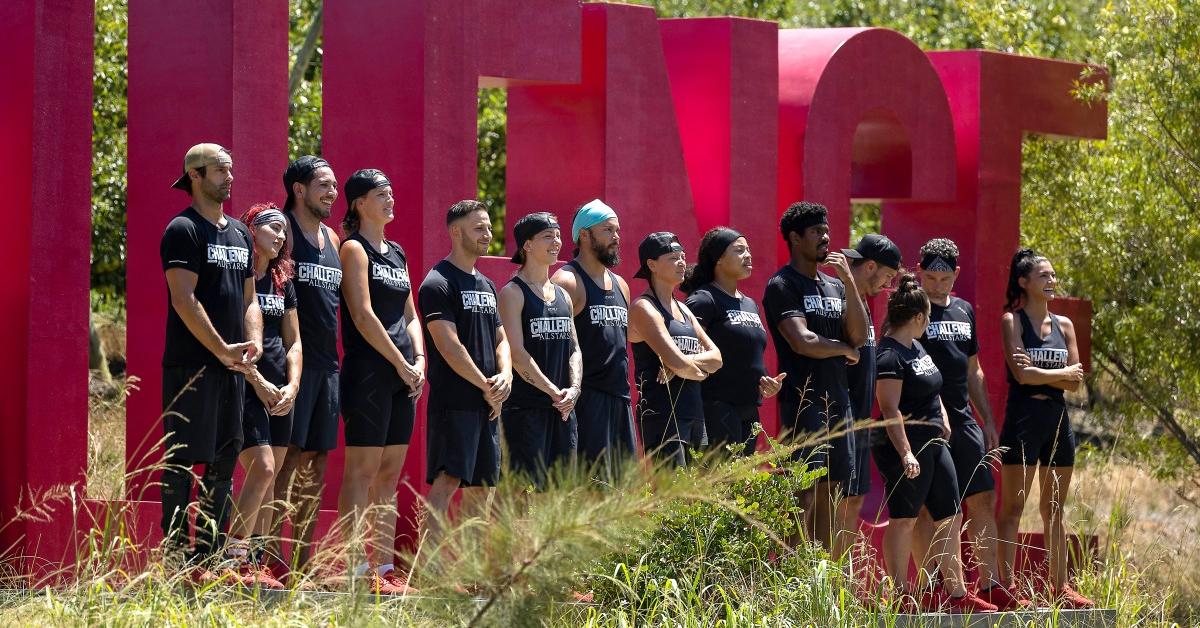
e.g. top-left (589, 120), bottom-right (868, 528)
top-left (795, 212), bottom-right (828, 236)
top-left (920, 253), bottom-right (957, 272)
top-left (699, 228), bottom-right (743, 270)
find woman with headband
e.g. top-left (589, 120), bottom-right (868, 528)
top-left (336, 169), bottom-right (424, 595)
top-left (680, 227), bottom-right (785, 456)
top-left (226, 202), bottom-right (299, 589)
top-left (628, 232), bottom-right (722, 466)
top-left (996, 249), bottom-right (1093, 608)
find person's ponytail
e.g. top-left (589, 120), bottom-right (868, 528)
top-left (1005, 248), bottom-right (1046, 312)
top-left (885, 272), bottom-right (928, 329)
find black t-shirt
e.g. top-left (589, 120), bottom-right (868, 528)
top-left (921, 297), bottom-right (978, 425)
top-left (763, 266), bottom-right (850, 411)
top-left (340, 234), bottom-right (414, 365)
top-left (846, 300), bottom-right (876, 420)
top-left (505, 278), bottom-right (575, 410)
top-left (685, 284), bottom-right (767, 406)
top-left (418, 260), bottom-right (502, 412)
top-left (1007, 309), bottom-right (1070, 402)
top-left (160, 207), bottom-right (253, 367)
top-left (565, 260), bottom-right (630, 398)
top-left (255, 273), bottom-right (297, 384)
top-left (876, 337), bottom-right (944, 443)
top-left (287, 212), bottom-right (343, 371)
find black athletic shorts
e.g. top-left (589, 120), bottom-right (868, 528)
top-left (426, 407), bottom-right (500, 487)
top-left (501, 406), bottom-right (578, 489)
top-left (290, 368), bottom-right (340, 452)
top-left (640, 413), bottom-right (705, 468)
top-left (341, 359), bottom-right (416, 448)
top-left (241, 381), bottom-right (293, 449)
top-left (999, 395), bottom-right (1075, 468)
top-left (873, 433), bottom-right (961, 521)
top-left (778, 399), bottom-right (854, 486)
top-left (949, 418), bottom-right (996, 498)
top-left (575, 388), bottom-right (637, 472)
top-left (162, 366), bottom-right (244, 463)
top-left (703, 400), bottom-right (759, 457)
top-left (845, 425), bottom-right (873, 497)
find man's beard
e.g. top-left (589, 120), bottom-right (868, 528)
top-left (304, 196), bottom-right (331, 219)
top-left (593, 241), bottom-right (620, 268)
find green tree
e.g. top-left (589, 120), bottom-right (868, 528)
top-left (91, 0), bottom-right (128, 308)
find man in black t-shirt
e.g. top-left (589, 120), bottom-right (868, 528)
top-left (915, 238), bottom-right (1026, 609)
top-left (762, 201), bottom-right (868, 555)
top-left (418, 200), bottom-right (512, 542)
top-left (160, 143), bottom-right (262, 581)
top-left (841, 234), bottom-right (901, 555)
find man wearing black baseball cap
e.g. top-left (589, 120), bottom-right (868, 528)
top-left (762, 201), bottom-right (869, 553)
top-left (841, 233), bottom-right (901, 559)
top-left (499, 213), bottom-right (581, 489)
top-left (266, 155), bottom-right (342, 580)
top-left (160, 142), bottom-right (263, 584)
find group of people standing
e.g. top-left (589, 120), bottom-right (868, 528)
top-left (157, 142), bottom-right (1094, 612)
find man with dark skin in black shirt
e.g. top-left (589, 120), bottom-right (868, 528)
top-left (763, 201), bottom-right (868, 554)
top-left (161, 143), bottom-right (262, 584)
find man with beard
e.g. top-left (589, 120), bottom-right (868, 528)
top-left (841, 234), bottom-right (901, 559)
top-left (419, 200), bottom-right (512, 541)
top-left (160, 143), bottom-right (262, 583)
top-left (763, 201), bottom-right (868, 553)
top-left (551, 199), bottom-right (635, 480)
top-left (269, 156), bottom-right (342, 577)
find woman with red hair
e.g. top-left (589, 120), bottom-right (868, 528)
top-left (226, 202), bottom-right (302, 588)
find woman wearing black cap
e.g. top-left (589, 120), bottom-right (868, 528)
top-left (335, 169), bottom-right (424, 595)
top-left (680, 227), bottom-right (785, 456)
top-left (498, 212), bottom-right (581, 488)
top-left (873, 274), bottom-right (996, 614)
top-left (628, 232), bottom-right (722, 466)
top-left (996, 249), bottom-right (1093, 608)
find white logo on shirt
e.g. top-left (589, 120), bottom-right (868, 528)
top-left (296, 262), bottom-right (342, 291)
top-left (529, 316), bottom-right (572, 340)
top-left (588, 305), bottom-right (628, 328)
top-left (911, 354), bottom-right (939, 376)
top-left (371, 263), bottom-right (410, 289)
top-left (866, 323), bottom-right (876, 347)
top-left (1026, 347), bottom-right (1068, 368)
top-left (673, 335), bottom-right (701, 355)
top-left (726, 310), bottom-right (764, 329)
top-left (206, 243), bottom-right (249, 270)
top-left (257, 293), bottom-right (285, 317)
top-left (803, 294), bottom-right (844, 318)
top-left (461, 290), bottom-right (497, 314)
top-left (926, 320), bottom-right (972, 342)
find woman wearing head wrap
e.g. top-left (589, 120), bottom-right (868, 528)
top-left (680, 228), bottom-right (784, 456)
top-left (628, 232), bottom-right (722, 466)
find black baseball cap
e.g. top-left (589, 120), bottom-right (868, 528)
top-left (344, 169), bottom-right (391, 208)
top-left (283, 155), bottom-right (330, 191)
top-left (842, 233), bottom-right (902, 270)
top-left (634, 231), bottom-right (684, 280)
top-left (510, 212), bottom-right (560, 264)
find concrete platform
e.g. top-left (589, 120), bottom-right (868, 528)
top-left (884, 608), bottom-right (1116, 628)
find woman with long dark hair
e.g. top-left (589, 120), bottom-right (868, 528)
top-left (995, 249), bottom-right (1093, 608)
top-left (679, 227), bottom-right (784, 456)
top-left (872, 274), bottom-right (996, 614)
top-left (628, 232), bottom-right (722, 466)
top-left (227, 202), bottom-right (300, 589)
top-left (336, 169), bottom-right (424, 595)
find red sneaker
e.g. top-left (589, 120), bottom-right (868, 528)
top-left (363, 571), bottom-right (404, 596)
top-left (184, 567), bottom-right (221, 587)
top-left (946, 591), bottom-right (999, 614)
top-left (212, 566), bottom-right (255, 587)
top-left (918, 586), bottom-right (949, 613)
top-left (238, 562), bottom-right (285, 590)
top-left (978, 583), bottom-right (1032, 611)
top-left (380, 569), bottom-right (419, 595)
top-left (1055, 585), bottom-right (1096, 609)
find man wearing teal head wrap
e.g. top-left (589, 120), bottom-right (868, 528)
top-left (552, 199), bottom-right (636, 480)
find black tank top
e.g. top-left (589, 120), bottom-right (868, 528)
top-left (505, 278), bottom-right (574, 409)
top-left (632, 292), bottom-right (704, 423)
top-left (339, 234), bottom-right (414, 364)
top-left (566, 260), bottom-right (630, 398)
top-left (1007, 309), bottom-right (1069, 401)
top-left (287, 212), bottom-right (343, 371)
